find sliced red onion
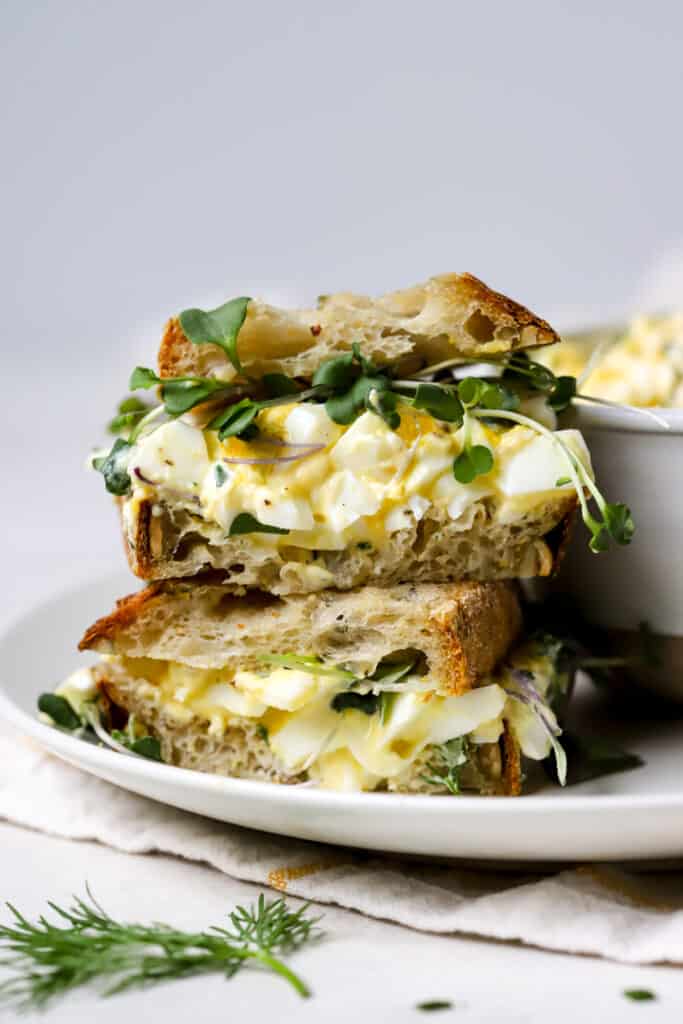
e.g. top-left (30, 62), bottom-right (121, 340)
top-left (509, 669), bottom-right (544, 704)
top-left (133, 466), bottom-right (158, 485)
top-left (257, 437), bottom-right (327, 450)
top-left (222, 446), bottom-right (323, 466)
top-left (504, 680), bottom-right (567, 784)
top-left (83, 708), bottom-right (131, 756)
top-left (505, 689), bottom-right (559, 735)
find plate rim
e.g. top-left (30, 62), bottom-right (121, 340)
top-left (3, 691), bottom-right (683, 817)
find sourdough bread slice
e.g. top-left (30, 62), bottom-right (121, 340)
top-left (159, 272), bottom-right (559, 383)
top-left (80, 578), bottom-right (522, 696)
top-left (122, 491), bottom-right (577, 590)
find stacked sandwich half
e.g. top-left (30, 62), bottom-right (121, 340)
top-left (49, 273), bottom-right (631, 795)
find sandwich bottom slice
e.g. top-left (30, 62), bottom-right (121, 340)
top-left (51, 579), bottom-right (572, 796)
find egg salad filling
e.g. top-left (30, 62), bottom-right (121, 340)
top-left (122, 401), bottom-right (591, 559)
top-left (541, 313), bottom-right (683, 408)
top-left (54, 643), bottom-right (567, 792)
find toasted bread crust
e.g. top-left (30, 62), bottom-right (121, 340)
top-left (502, 720), bottom-right (523, 796)
top-left (158, 317), bottom-right (192, 379)
top-left (157, 272), bottom-right (559, 383)
top-left (451, 272), bottom-right (557, 340)
top-left (79, 581), bottom-right (165, 651)
top-left (80, 579), bottom-right (521, 696)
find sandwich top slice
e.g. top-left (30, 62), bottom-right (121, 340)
top-left (46, 579), bottom-right (572, 796)
top-left (95, 272), bottom-right (605, 591)
top-left (159, 272), bottom-right (560, 383)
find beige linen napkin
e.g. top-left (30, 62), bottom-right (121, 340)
top-left (1, 735), bottom-right (682, 965)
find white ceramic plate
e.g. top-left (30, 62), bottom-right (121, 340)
top-left (1, 573), bottom-right (682, 862)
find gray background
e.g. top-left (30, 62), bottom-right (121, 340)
top-left (2, 0), bottom-right (683, 599)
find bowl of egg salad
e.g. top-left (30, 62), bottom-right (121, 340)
top-left (541, 313), bottom-right (683, 701)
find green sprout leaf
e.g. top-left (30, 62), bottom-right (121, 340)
top-left (452, 444), bottom-right (493, 484)
top-left (368, 387), bottom-right (401, 429)
top-left (587, 519), bottom-right (610, 553)
top-left (312, 351), bottom-right (356, 390)
top-left (479, 383), bottom-right (520, 411)
top-left (228, 513), bottom-right (289, 536)
top-left (208, 399), bottom-right (260, 440)
top-left (37, 694), bottom-right (81, 731)
top-left (92, 439), bottom-right (132, 496)
top-left (421, 737), bottom-right (470, 795)
top-left (549, 375), bottom-right (577, 412)
top-left (129, 737), bottom-right (163, 761)
top-left (330, 691), bottom-right (381, 715)
top-left (262, 373), bottom-right (301, 398)
top-left (129, 366), bottom-right (160, 391)
top-left (368, 658), bottom-right (417, 686)
top-left (179, 296), bottom-right (251, 374)
top-left (108, 397), bottom-right (152, 435)
top-left (603, 503), bottom-right (635, 546)
top-left (504, 352), bottom-right (556, 392)
top-left (623, 990), bottom-right (656, 1002)
top-left (412, 383), bottom-right (463, 423)
top-left (469, 444), bottom-right (494, 474)
top-left (257, 654), bottom-right (356, 682)
top-left (314, 347), bottom-right (400, 428)
top-left (416, 1000), bottom-right (453, 1012)
top-left (457, 377), bottom-right (485, 407)
top-left (129, 366), bottom-right (234, 417)
top-left (159, 379), bottom-right (221, 416)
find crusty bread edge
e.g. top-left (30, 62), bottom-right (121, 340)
top-left (79, 579), bottom-right (521, 695)
top-left (158, 272), bottom-right (560, 380)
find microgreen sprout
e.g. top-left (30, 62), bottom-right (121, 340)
top-left (451, 379), bottom-right (494, 483)
top-left (421, 737), bottom-right (470, 795)
top-left (469, 406), bottom-right (634, 552)
top-left (92, 301), bottom-right (635, 555)
top-left (179, 296), bottom-right (251, 374)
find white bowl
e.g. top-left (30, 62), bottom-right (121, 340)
top-left (556, 404), bottom-right (683, 700)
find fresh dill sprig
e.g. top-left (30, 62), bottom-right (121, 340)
top-left (0, 888), bottom-right (322, 1008)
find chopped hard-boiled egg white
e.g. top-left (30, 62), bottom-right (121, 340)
top-left (496, 429), bottom-right (589, 497)
top-left (285, 404), bottom-right (343, 446)
top-left (128, 401), bottom-right (593, 554)
top-left (135, 421), bottom-right (210, 492)
top-left (108, 652), bottom-right (560, 792)
top-left (55, 667), bottom-right (99, 716)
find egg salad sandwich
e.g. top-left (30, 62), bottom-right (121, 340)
top-left (91, 272), bottom-right (632, 595)
top-left (42, 578), bottom-right (574, 796)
